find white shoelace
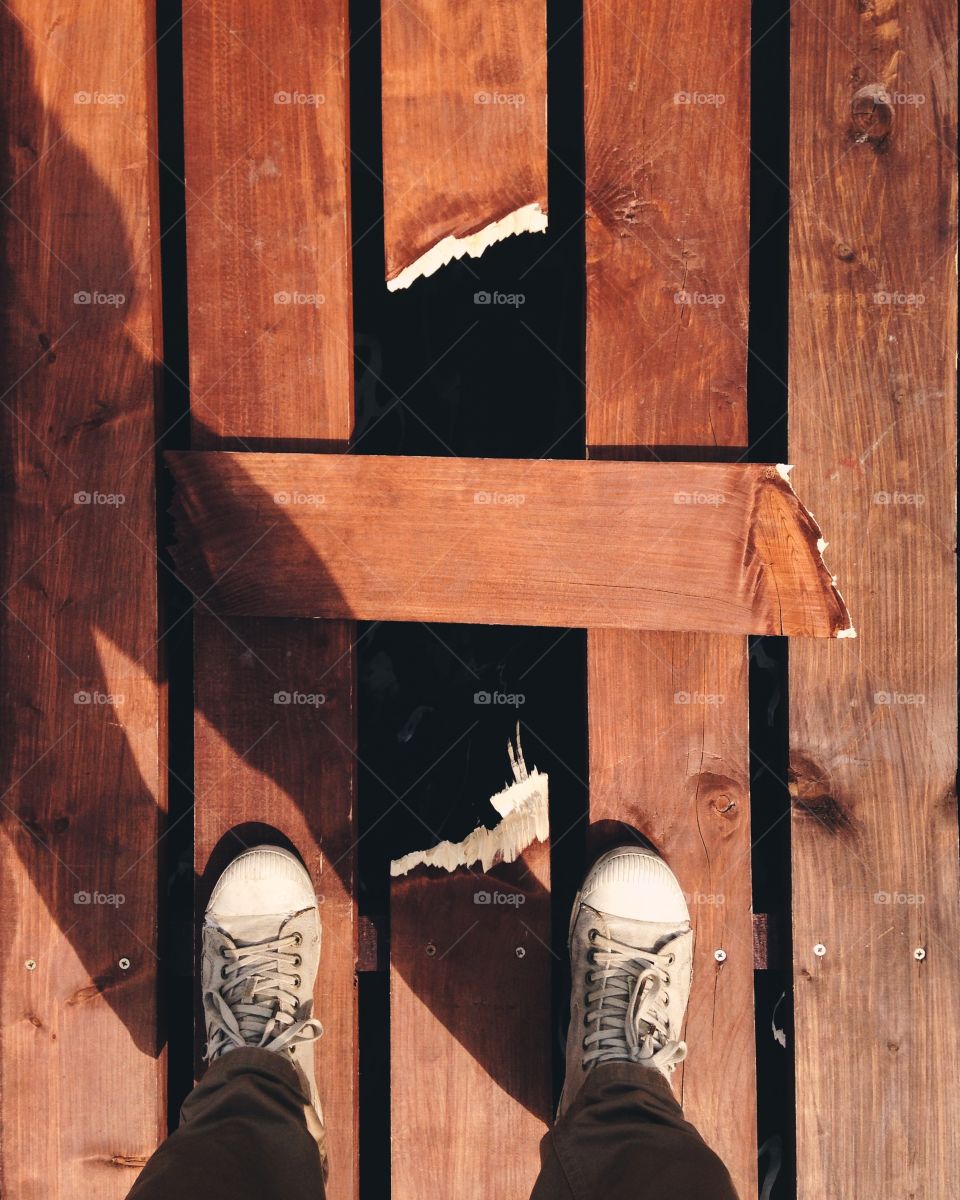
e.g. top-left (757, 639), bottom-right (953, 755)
top-left (582, 929), bottom-right (688, 1073)
top-left (204, 930), bottom-right (323, 1062)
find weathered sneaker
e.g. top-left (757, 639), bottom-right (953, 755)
top-left (201, 845), bottom-right (327, 1171)
top-left (559, 844), bottom-right (693, 1115)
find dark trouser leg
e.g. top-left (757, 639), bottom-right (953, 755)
top-left (126, 1049), bottom-right (326, 1200)
top-left (530, 1063), bottom-right (739, 1200)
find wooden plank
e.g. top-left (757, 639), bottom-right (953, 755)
top-left (180, 4), bottom-right (358, 1198)
top-left (381, 0), bottom-right (547, 290)
top-left (0, 2), bottom-right (165, 1194)
top-left (788, 5), bottom-right (958, 1196)
top-left (167, 452), bottom-right (851, 637)
top-left (181, 0), bottom-right (352, 446)
top-left (391, 841), bottom-right (552, 1200)
top-left (584, 0), bottom-right (757, 1193)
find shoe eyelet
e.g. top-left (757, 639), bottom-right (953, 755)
top-left (220, 965), bottom-right (228, 980)
top-left (666, 953), bottom-right (675, 965)
top-left (292, 955), bottom-right (302, 967)
top-left (663, 993), bottom-right (669, 1005)
top-left (588, 929), bottom-right (598, 943)
top-left (293, 975), bottom-right (301, 988)
top-left (292, 933), bottom-right (303, 946)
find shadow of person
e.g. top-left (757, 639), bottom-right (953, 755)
top-left (0, 5), bottom-right (556, 1137)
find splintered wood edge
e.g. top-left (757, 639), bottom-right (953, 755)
top-left (386, 202), bottom-right (548, 291)
top-left (773, 465), bottom-right (856, 638)
top-left (391, 736), bottom-right (548, 876)
top-left (165, 454), bottom-right (854, 637)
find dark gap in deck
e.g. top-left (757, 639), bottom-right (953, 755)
top-left (156, 0), bottom-right (195, 1133)
top-left (350, 0), bottom-right (588, 1183)
top-left (748, 0), bottom-right (795, 1196)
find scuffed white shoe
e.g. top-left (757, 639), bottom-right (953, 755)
top-left (202, 845), bottom-right (327, 1171)
top-left (560, 845), bottom-right (693, 1115)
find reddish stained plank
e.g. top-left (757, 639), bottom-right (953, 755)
top-left (390, 841), bottom-right (552, 1200)
top-left (181, 3), bottom-right (358, 1197)
top-left (381, 0), bottom-right (547, 290)
top-left (0, 2), bottom-right (165, 1194)
top-left (788, 3), bottom-right (958, 1195)
top-left (584, 0), bottom-right (757, 1193)
top-left (166, 453), bottom-right (852, 638)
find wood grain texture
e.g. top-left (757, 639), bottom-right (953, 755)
top-left (381, 0), bottom-right (547, 288)
top-left (167, 453), bottom-right (850, 637)
top-left (193, 618), bottom-right (358, 1185)
top-left (181, 0), bottom-right (353, 444)
top-left (584, 0), bottom-right (750, 452)
top-left (788, 4), bottom-right (958, 1197)
top-left (584, 0), bottom-right (756, 1192)
top-left (181, 5), bottom-right (358, 1197)
top-left (391, 842), bottom-right (552, 1200)
top-left (0, 3), bottom-right (165, 1194)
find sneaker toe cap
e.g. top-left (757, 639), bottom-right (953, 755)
top-left (582, 847), bottom-right (689, 924)
top-left (208, 846), bottom-right (317, 919)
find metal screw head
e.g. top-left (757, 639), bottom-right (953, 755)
top-left (713, 948), bottom-right (727, 963)
top-left (24, 958), bottom-right (37, 971)
top-left (914, 947), bottom-right (926, 962)
top-left (515, 946), bottom-right (526, 959)
top-left (813, 943), bottom-right (827, 957)
top-left (425, 942), bottom-right (437, 957)
top-left (118, 957), bottom-right (131, 971)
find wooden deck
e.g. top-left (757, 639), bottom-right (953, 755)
top-left (1, 2), bottom-right (956, 1199)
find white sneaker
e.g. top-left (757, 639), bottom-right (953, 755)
top-left (202, 845), bottom-right (327, 1170)
top-left (560, 845), bottom-right (693, 1115)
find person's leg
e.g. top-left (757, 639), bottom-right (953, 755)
top-left (127, 1049), bottom-right (326, 1200)
top-left (530, 845), bottom-right (739, 1200)
top-left (530, 1063), bottom-right (737, 1200)
top-left (127, 845), bottom-right (328, 1200)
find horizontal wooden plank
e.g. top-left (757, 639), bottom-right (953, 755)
top-left (167, 452), bottom-right (852, 636)
top-left (381, 0), bottom-right (547, 289)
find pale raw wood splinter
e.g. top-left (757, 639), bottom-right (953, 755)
top-left (381, 0), bottom-right (547, 289)
top-left (167, 452), bottom-right (853, 637)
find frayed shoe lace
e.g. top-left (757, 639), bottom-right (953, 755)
top-left (204, 930), bottom-right (323, 1062)
top-left (582, 929), bottom-right (688, 1074)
